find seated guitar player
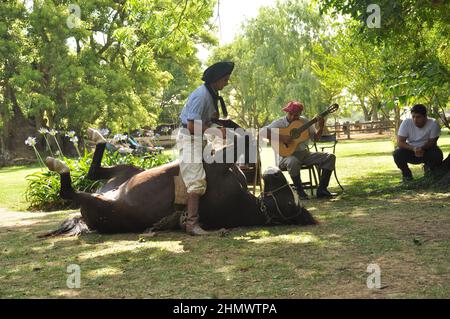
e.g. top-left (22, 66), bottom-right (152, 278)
top-left (260, 101), bottom-right (337, 199)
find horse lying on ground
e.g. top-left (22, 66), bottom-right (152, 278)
top-left (41, 129), bottom-right (317, 237)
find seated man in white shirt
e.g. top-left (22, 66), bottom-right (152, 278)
top-left (394, 104), bottom-right (443, 182)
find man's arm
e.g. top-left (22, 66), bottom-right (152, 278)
top-left (420, 137), bottom-right (439, 150)
top-left (422, 121), bottom-right (441, 150)
top-left (187, 120), bottom-right (209, 136)
top-left (397, 136), bottom-right (439, 158)
top-left (397, 136), bottom-right (415, 151)
top-left (260, 127), bottom-right (293, 144)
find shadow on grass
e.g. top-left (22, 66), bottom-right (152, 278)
top-left (1, 194), bottom-right (449, 298)
top-left (336, 167), bottom-right (449, 199)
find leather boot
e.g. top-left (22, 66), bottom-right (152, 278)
top-left (186, 193), bottom-right (211, 236)
top-left (291, 174), bottom-right (309, 200)
top-left (316, 169), bottom-right (337, 198)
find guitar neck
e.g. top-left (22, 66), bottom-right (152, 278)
top-left (293, 109), bottom-right (331, 135)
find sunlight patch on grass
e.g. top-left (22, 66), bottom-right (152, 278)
top-left (86, 266), bottom-right (123, 279)
top-left (0, 209), bottom-right (78, 228)
top-left (348, 211), bottom-right (369, 218)
top-left (235, 232), bottom-right (320, 244)
top-left (245, 230), bottom-right (271, 237)
top-left (52, 289), bottom-right (82, 298)
top-left (77, 240), bottom-right (185, 261)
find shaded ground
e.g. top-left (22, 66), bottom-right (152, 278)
top-left (0, 190), bottom-right (448, 298)
top-left (0, 135), bottom-right (449, 298)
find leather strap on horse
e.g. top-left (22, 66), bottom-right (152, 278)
top-left (259, 183), bottom-right (304, 223)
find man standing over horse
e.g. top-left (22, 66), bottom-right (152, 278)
top-left (261, 101), bottom-right (337, 199)
top-left (178, 61), bottom-right (235, 235)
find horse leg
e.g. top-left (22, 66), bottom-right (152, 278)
top-left (87, 142), bottom-right (115, 180)
top-left (86, 127), bottom-right (115, 180)
top-left (46, 157), bottom-right (112, 207)
top-left (86, 129), bottom-right (142, 181)
top-left (42, 157), bottom-right (114, 236)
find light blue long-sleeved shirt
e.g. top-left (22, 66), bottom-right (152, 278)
top-left (180, 85), bottom-right (217, 125)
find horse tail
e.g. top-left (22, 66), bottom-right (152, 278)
top-left (38, 217), bottom-right (91, 238)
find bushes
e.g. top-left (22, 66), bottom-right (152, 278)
top-left (25, 150), bottom-right (173, 211)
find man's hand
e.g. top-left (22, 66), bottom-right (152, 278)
top-left (414, 147), bottom-right (425, 158)
top-left (280, 135), bottom-right (293, 144)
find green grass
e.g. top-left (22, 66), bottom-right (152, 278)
top-left (0, 133), bottom-right (449, 298)
top-left (0, 164), bottom-right (41, 211)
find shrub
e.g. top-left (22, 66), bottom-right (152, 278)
top-left (25, 150), bottom-right (173, 211)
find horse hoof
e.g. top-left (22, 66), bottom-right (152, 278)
top-left (87, 128), bottom-right (107, 144)
top-left (45, 157), bottom-right (70, 173)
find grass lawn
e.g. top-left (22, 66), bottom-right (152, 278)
top-left (0, 133), bottom-right (449, 298)
top-left (0, 164), bottom-right (41, 211)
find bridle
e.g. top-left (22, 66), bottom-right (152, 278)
top-left (258, 182), bottom-right (303, 224)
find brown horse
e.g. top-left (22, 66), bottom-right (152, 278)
top-left (42, 131), bottom-right (317, 236)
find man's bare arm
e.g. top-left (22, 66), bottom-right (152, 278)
top-left (421, 137), bottom-right (439, 150)
top-left (397, 136), bottom-right (415, 151)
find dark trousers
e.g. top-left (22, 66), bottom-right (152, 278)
top-left (393, 146), bottom-right (443, 176)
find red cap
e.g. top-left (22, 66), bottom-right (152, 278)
top-left (282, 101), bottom-right (304, 113)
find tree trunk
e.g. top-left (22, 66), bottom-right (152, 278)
top-left (371, 102), bottom-right (379, 121)
top-left (394, 104), bottom-right (401, 133)
top-left (358, 96), bottom-right (371, 121)
top-left (3, 86), bottom-right (36, 159)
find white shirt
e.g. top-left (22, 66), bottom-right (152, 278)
top-left (397, 118), bottom-right (441, 148)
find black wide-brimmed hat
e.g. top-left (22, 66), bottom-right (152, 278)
top-left (202, 61), bottom-right (235, 84)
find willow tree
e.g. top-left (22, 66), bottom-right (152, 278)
top-left (210, 0), bottom-right (333, 128)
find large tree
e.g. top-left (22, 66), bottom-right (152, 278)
top-left (319, 0), bottom-right (450, 128)
top-left (0, 0), bottom-right (216, 159)
top-left (210, 0), bottom-right (335, 128)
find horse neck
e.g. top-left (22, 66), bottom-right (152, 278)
top-left (239, 191), bottom-right (268, 226)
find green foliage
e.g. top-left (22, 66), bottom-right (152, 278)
top-left (318, 0), bottom-right (450, 126)
top-left (25, 150), bottom-right (173, 211)
top-left (210, 1), bottom-right (333, 127)
top-left (0, 0), bottom-right (217, 152)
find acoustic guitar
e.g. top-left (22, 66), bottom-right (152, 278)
top-left (271, 103), bottom-right (339, 157)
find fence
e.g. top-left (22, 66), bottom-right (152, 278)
top-left (146, 120), bottom-right (396, 148)
top-left (329, 120), bottom-right (395, 139)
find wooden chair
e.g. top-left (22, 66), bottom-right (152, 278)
top-left (275, 145), bottom-right (320, 196)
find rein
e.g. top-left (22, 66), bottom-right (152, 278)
top-left (258, 183), bottom-right (303, 224)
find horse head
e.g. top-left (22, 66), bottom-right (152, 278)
top-left (260, 167), bottom-right (317, 226)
